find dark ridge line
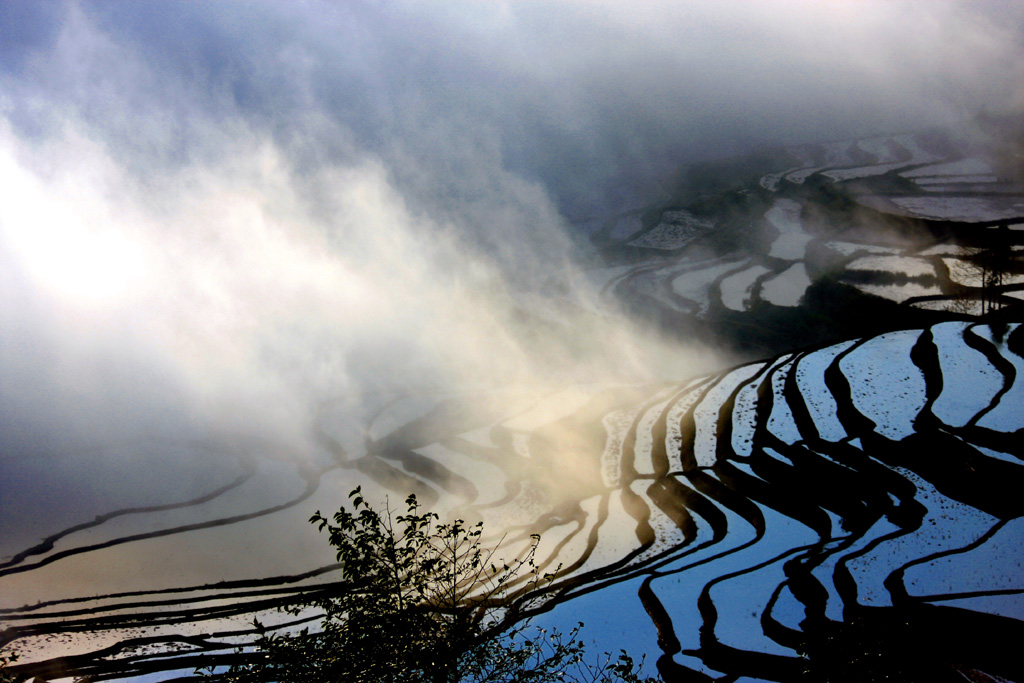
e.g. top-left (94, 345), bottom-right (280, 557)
top-left (524, 492), bottom-right (615, 596)
top-left (831, 522), bottom-right (921, 612)
top-left (464, 541), bottom-right (563, 616)
top-left (544, 454), bottom-right (755, 604)
top-left (904, 291), bottom-right (1024, 310)
top-left (10, 642), bottom-right (267, 683)
top-left (645, 478), bottom-right (698, 543)
top-left (352, 453), bottom-right (440, 507)
top-left (1008, 321), bottom-right (1024, 355)
top-left (758, 313), bottom-right (932, 375)
top-left (615, 401), bottom-right (644, 485)
top-left (633, 473), bottom-right (763, 580)
top-left (749, 354), bottom-right (795, 455)
top-left (470, 485), bottom-right (575, 550)
top-left (0, 468), bottom-right (326, 579)
top-left (962, 322), bottom-right (1016, 428)
top-left (653, 477), bottom-right (728, 544)
top-left (373, 445), bottom-right (479, 501)
top-left (439, 427), bottom-right (529, 493)
top-left (84, 647), bottom-right (261, 683)
top-left (756, 437), bottom-right (886, 533)
top-left (440, 429), bottom-right (533, 525)
top-left (915, 587), bottom-right (1024, 603)
top-left (311, 399), bottom-right (350, 464)
top-left (518, 496), bottom-right (671, 613)
top-left (908, 326), bottom-right (943, 432)
top-left (884, 517), bottom-right (1010, 605)
top-left (745, 443), bottom-right (844, 530)
top-left (188, 610), bottom-right (322, 642)
top-left (676, 371), bottom-right (738, 473)
top-left (619, 478), bottom-right (656, 547)
top-left (778, 536), bottom-right (861, 637)
top-left (0, 575), bottom-right (337, 622)
top-left (655, 655), bottom-right (721, 683)
top-left (640, 484), bottom-right (767, 583)
top-left (689, 543), bottom-right (817, 681)
top-left (544, 529), bottom-right (717, 611)
top-left (823, 334), bottom-right (880, 439)
top-left (0, 563), bottom-right (343, 616)
top-left (2, 585), bottom-right (336, 640)
top-left (30, 625), bottom-right (274, 667)
top-left (9, 586), bottom-right (329, 649)
top-left (685, 469), bottom-right (765, 539)
top-left (520, 493), bottom-right (595, 579)
top-left (637, 531), bottom-right (724, 582)
top-left (812, 439), bottom-right (922, 525)
top-left (600, 265), bottom-right (635, 299)
top-left (805, 444), bottom-right (902, 530)
top-left (558, 531), bottom-right (753, 654)
top-left (760, 578), bottom-right (806, 653)
top-left (6, 596), bottom-right (335, 677)
top-left (638, 577), bottom-right (682, 655)
top-left (474, 519), bottom-right (549, 560)
top-left (440, 434), bottom-right (499, 460)
top-left (713, 459), bottom-right (832, 540)
top-left (651, 382), bottom-right (710, 478)
top-left (765, 538), bottom-right (863, 653)
top-left (619, 386), bottom-right (682, 483)
top-left (890, 430), bottom-right (1024, 520)
top-left (771, 353), bottom-right (820, 446)
top-left (368, 395), bottom-right (508, 460)
top-left (610, 262), bottom-right (660, 300)
top-left (949, 423), bottom-right (1024, 459)
top-left (658, 262), bottom-right (703, 315)
top-left (0, 467), bottom-right (257, 571)
top-left (590, 466), bottom-right (746, 587)
top-left (643, 479), bottom-right (733, 581)
top-left (362, 391), bottom-right (443, 452)
top-left (883, 137), bottom-right (913, 164)
top-left (714, 359), bottom-right (775, 464)
top-left (457, 426), bottom-right (526, 512)
top-left (525, 384), bottom-right (669, 504)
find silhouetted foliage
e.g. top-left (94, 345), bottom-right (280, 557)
top-left (0, 650), bottom-right (19, 683)
top-left (219, 488), bottom-right (655, 683)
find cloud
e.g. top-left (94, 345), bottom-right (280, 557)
top-left (0, 0), bottom-right (1021, 496)
top-left (6, 2), bottom-right (1022, 218)
top-left (0, 110), bottom-right (686, 473)
top-left (2, 5), bottom-right (1023, 663)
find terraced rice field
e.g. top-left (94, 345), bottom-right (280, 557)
top-left (3, 130), bottom-right (1023, 682)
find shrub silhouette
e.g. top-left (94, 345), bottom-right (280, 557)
top-left (221, 488), bottom-right (654, 683)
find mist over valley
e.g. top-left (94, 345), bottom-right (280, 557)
top-left (2, 2), bottom-right (1024, 681)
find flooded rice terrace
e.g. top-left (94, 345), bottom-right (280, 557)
top-left (3, 130), bottom-right (1024, 682)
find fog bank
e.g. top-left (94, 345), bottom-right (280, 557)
top-left (1, 0), bottom-right (1022, 468)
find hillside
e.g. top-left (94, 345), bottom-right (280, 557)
top-left (3, 129), bottom-right (1023, 683)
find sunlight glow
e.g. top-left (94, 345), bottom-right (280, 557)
top-left (0, 137), bottom-right (147, 309)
